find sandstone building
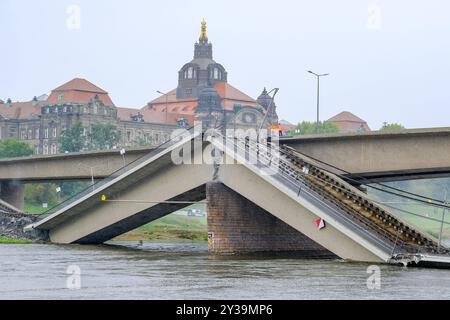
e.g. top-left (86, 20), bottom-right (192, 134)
top-left (0, 20), bottom-right (278, 155)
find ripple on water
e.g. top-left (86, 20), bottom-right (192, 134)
top-left (1, 241), bottom-right (450, 299)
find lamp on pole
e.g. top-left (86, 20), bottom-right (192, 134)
top-left (120, 148), bottom-right (126, 167)
top-left (308, 71), bottom-right (329, 134)
top-left (77, 163), bottom-right (104, 192)
top-left (157, 90), bottom-right (170, 123)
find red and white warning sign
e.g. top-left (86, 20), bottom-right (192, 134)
top-left (315, 218), bottom-right (325, 230)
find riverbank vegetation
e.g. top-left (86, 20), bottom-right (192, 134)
top-left (24, 181), bottom-right (90, 214)
top-left (369, 178), bottom-right (450, 240)
top-left (0, 236), bottom-right (32, 244)
top-left (114, 213), bottom-right (207, 241)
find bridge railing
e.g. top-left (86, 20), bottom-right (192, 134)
top-left (37, 125), bottom-right (201, 218)
top-left (274, 142), bottom-right (446, 255)
top-left (215, 134), bottom-right (442, 256)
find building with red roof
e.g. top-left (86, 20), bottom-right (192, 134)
top-left (143, 19), bottom-right (277, 130)
top-left (46, 78), bottom-right (114, 106)
top-left (0, 20), bottom-right (278, 154)
top-left (327, 111), bottom-right (371, 133)
top-left (0, 77), bottom-right (177, 155)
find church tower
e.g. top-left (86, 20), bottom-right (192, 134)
top-left (147, 19), bottom-right (279, 132)
top-left (194, 18), bottom-right (212, 59)
top-left (177, 19), bottom-right (228, 99)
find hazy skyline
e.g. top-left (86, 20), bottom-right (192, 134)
top-left (1, 0), bottom-right (450, 129)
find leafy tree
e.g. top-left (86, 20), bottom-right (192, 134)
top-left (295, 121), bottom-right (339, 135)
top-left (24, 181), bottom-right (90, 212)
top-left (0, 139), bottom-right (33, 158)
top-left (380, 122), bottom-right (405, 131)
top-left (24, 183), bottom-right (58, 207)
top-left (59, 181), bottom-right (90, 199)
top-left (87, 124), bottom-right (120, 150)
top-left (60, 123), bottom-right (121, 152)
top-left (59, 122), bottom-right (85, 153)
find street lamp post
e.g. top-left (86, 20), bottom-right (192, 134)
top-left (308, 71), bottom-right (329, 134)
top-left (78, 163), bottom-right (103, 192)
top-left (157, 90), bottom-right (169, 123)
top-left (90, 167), bottom-right (94, 186)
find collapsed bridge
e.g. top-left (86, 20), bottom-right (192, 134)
top-left (23, 128), bottom-right (450, 267)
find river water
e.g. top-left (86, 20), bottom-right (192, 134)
top-left (1, 240), bottom-right (450, 300)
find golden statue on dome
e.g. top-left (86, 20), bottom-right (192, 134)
top-left (199, 18), bottom-right (208, 42)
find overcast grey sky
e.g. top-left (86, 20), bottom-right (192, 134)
top-left (1, 0), bottom-right (449, 129)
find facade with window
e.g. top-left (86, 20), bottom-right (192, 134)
top-left (0, 79), bottom-right (178, 154)
top-left (148, 19), bottom-right (278, 131)
top-left (0, 20), bottom-right (279, 154)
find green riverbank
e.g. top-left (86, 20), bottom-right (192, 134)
top-left (114, 214), bottom-right (207, 241)
top-left (0, 236), bottom-right (32, 244)
top-left (23, 200), bottom-right (208, 241)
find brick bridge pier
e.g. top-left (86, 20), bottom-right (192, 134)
top-left (206, 182), bottom-right (334, 257)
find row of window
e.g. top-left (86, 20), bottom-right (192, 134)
top-left (19, 126), bottom-right (170, 143)
top-left (182, 66), bottom-right (224, 80)
top-left (122, 130), bottom-right (169, 143)
top-left (32, 130), bottom-right (171, 154)
top-left (39, 131), bottom-right (168, 154)
top-left (33, 129), bottom-right (169, 154)
top-left (159, 106), bottom-right (191, 112)
top-left (16, 127), bottom-right (169, 145)
top-left (20, 122), bottom-right (141, 141)
top-left (42, 143), bottom-right (58, 155)
top-left (19, 127), bottom-right (58, 140)
top-left (43, 105), bottom-right (111, 116)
